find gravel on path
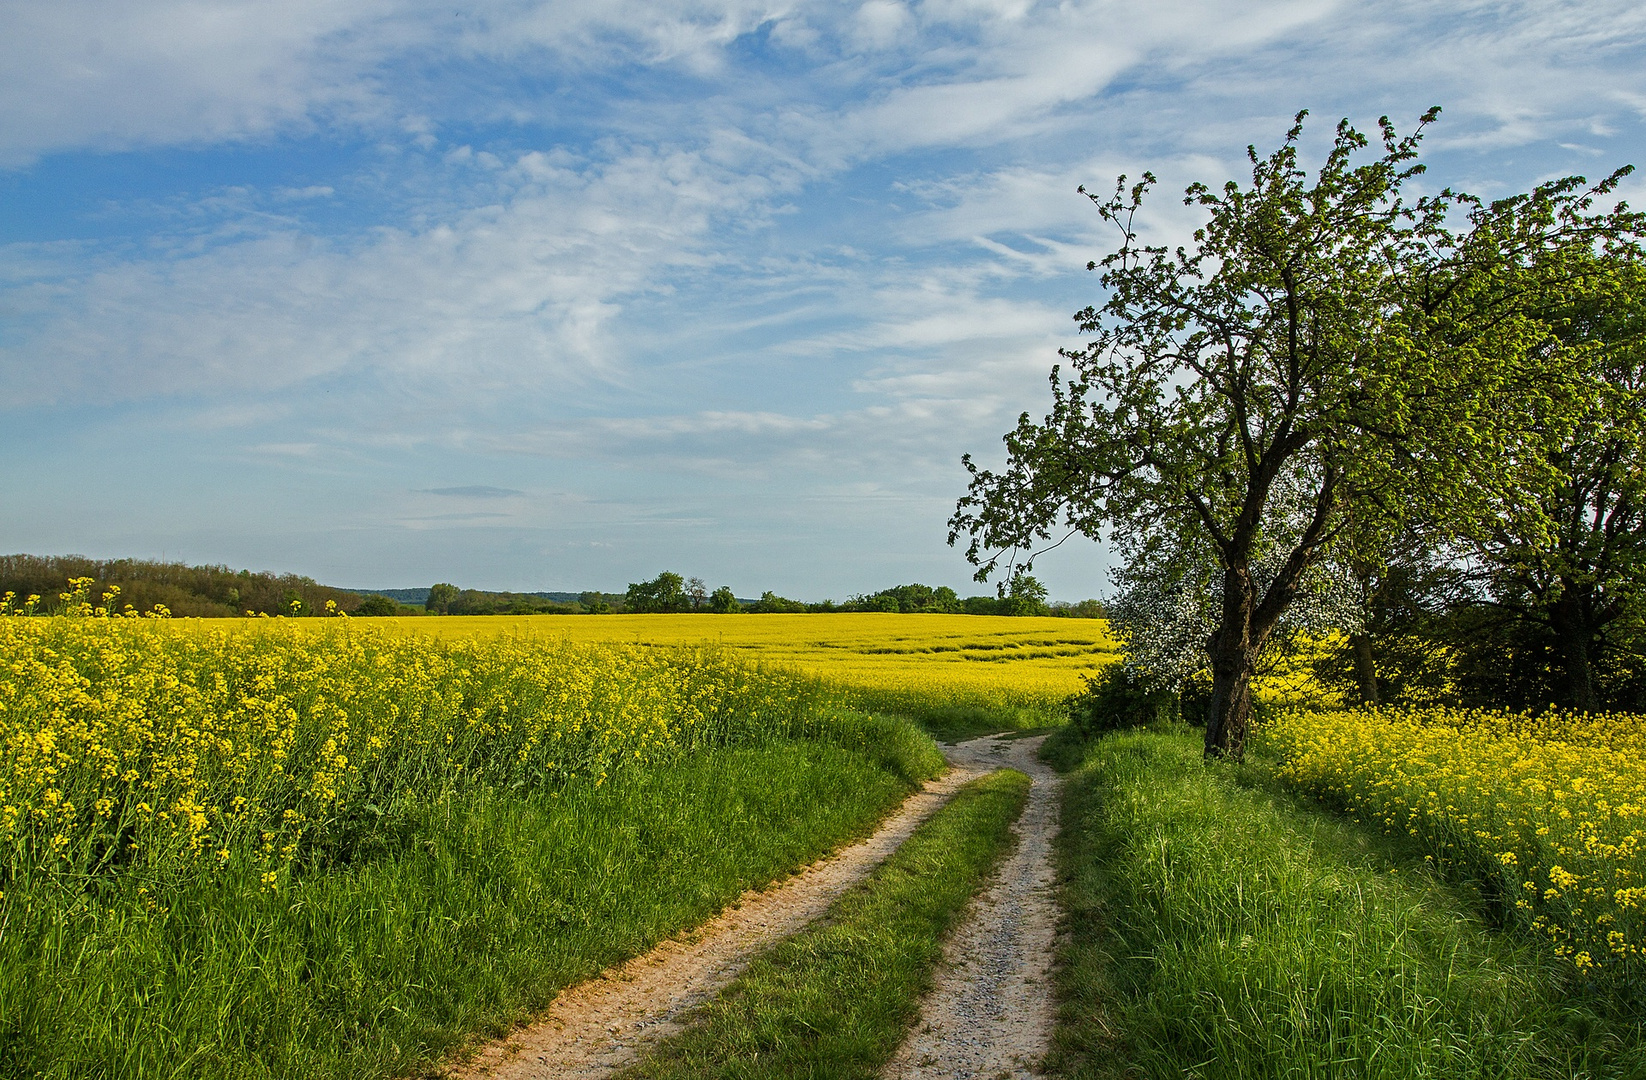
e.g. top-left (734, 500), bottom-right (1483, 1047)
top-left (444, 748), bottom-right (996, 1080)
top-left (883, 734), bottom-right (1061, 1080)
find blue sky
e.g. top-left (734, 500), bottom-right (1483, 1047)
top-left (3, 0), bottom-right (1644, 600)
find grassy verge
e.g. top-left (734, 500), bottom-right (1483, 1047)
top-left (845, 687), bottom-right (1065, 741)
top-left (1044, 727), bottom-right (1646, 1080)
top-left (0, 716), bottom-right (943, 1080)
top-left (618, 768), bottom-right (1032, 1080)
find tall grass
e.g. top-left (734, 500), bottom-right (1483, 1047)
top-left (1045, 727), bottom-right (1645, 1080)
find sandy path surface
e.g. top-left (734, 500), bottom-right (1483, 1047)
top-left (446, 746), bottom-right (998, 1080)
top-left (884, 734), bottom-right (1061, 1080)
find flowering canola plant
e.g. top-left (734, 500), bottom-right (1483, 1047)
top-left (387, 612), bottom-right (1120, 717)
top-left (0, 613), bottom-right (834, 896)
top-left (1265, 706), bottom-right (1646, 984)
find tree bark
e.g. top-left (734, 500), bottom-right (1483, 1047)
top-left (1350, 633), bottom-right (1381, 707)
top-left (1204, 651), bottom-right (1256, 760)
top-left (1205, 567), bottom-right (1260, 760)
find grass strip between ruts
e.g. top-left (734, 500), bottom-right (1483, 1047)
top-left (1043, 727), bottom-right (1646, 1080)
top-left (617, 767), bottom-right (1032, 1080)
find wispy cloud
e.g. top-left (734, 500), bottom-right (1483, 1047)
top-left (421, 485), bottom-right (523, 497)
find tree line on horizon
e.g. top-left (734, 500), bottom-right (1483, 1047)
top-left (0, 554), bottom-right (371, 618)
top-left (0, 555), bottom-right (1106, 620)
top-left (428, 571), bottom-right (1106, 617)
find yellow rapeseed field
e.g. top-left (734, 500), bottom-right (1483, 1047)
top-left (0, 606), bottom-right (834, 895)
top-left (1265, 706), bottom-right (1646, 981)
top-left (373, 612), bottom-right (1121, 718)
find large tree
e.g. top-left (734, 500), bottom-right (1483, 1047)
top-left (950, 109), bottom-right (1641, 758)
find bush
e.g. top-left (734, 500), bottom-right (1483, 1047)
top-left (356, 594), bottom-right (400, 616)
top-left (1067, 665), bottom-right (1176, 735)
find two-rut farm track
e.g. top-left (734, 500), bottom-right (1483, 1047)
top-left (448, 734), bottom-right (1062, 1080)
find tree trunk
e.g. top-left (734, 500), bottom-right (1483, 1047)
top-left (1549, 593), bottom-right (1600, 713)
top-left (1205, 567), bottom-right (1260, 760)
top-left (1350, 633), bottom-right (1380, 707)
top-left (1204, 653), bottom-right (1256, 760)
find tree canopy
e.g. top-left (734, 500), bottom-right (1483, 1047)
top-left (950, 108), bottom-right (1644, 758)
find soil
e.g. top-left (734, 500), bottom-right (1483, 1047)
top-left (883, 734), bottom-right (1061, 1080)
top-left (445, 748), bottom-right (995, 1080)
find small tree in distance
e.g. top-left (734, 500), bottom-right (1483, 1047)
top-left (950, 107), bottom-right (1643, 759)
top-left (425, 583), bottom-right (460, 614)
top-left (625, 572), bottom-right (690, 613)
top-left (997, 571), bottom-right (1048, 617)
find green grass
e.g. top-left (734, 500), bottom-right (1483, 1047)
top-left (845, 689), bottom-right (1065, 741)
top-left (1043, 726), bottom-right (1646, 1080)
top-left (0, 716), bottom-right (943, 1080)
top-left (618, 767), bottom-right (1032, 1080)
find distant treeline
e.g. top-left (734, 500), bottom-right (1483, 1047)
top-left (1, 555), bottom-right (1105, 620)
top-left (407, 573), bottom-right (1105, 616)
top-left (0, 554), bottom-right (382, 617)
top-left (606, 572), bottom-right (1104, 617)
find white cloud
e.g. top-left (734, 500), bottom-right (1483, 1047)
top-left (0, 136), bottom-right (800, 405)
top-left (0, 0), bottom-right (394, 166)
top-left (851, 1), bottom-right (912, 51)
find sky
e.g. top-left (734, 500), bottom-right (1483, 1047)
top-left (2, 0), bottom-right (1644, 601)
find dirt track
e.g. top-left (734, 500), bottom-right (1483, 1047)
top-left (446, 747), bottom-right (995, 1080)
top-left (884, 734), bottom-right (1060, 1080)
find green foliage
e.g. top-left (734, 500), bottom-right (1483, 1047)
top-left (1045, 728), bottom-right (1645, 1079)
top-left (446, 588), bottom-right (578, 615)
top-left (751, 590), bottom-right (809, 613)
top-left (621, 769), bottom-right (1030, 1080)
top-left (952, 107), bottom-right (1646, 755)
top-left (708, 586), bottom-right (741, 613)
top-left (997, 570), bottom-right (1049, 616)
top-left (425, 582), bottom-right (460, 613)
top-left (1066, 665), bottom-right (1185, 734)
top-left (1066, 664), bottom-right (1178, 735)
top-left (846, 583), bottom-right (963, 613)
top-left (1449, 267), bottom-right (1646, 712)
top-left (1310, 553), bottom-right (1457, 707)
top-left (0, 553), bottom-right (363, 617)
top-left (627, 571), bottom-right (691, 613)
top-left (354, 594), bottom-right (400, 617)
